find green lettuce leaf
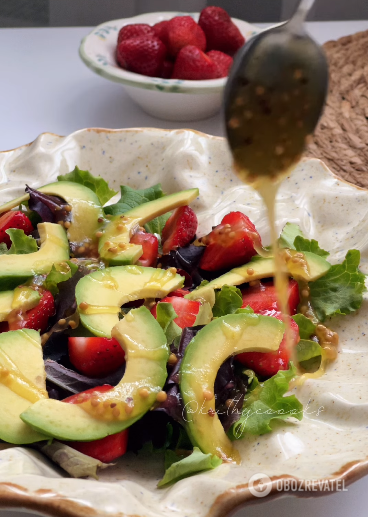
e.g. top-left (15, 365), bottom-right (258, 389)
top-left (212, 285), bottom-right (243, 317)
top-left (294, 236), bottom-right (329, 258)
top-left (44, 261), bottom-right (78, 295)
top-left (155, 302), bottom-right (182, 344)
top-left (296, 339), bottom-right (322, 363)
top-left (229, 363), bottom-right (303, 439)
top-left (58, 166), bottom-right (117, 205)
top-left (309, 249), bottom-right (366, 321)
top-left (157, 447), bottom-right (222, 487)
top-left (103, 183), bottom-right (170, 236)
top-left (40, 441), bottom-right (113, 479)
top-left (279, 223), bottom-right (305, 249)
top-left (292, 314), bottom-right (317, 339)
top-left (5, 229), bottom-right (38, 255)
top-left (235, 305), bottom-right (254, 315)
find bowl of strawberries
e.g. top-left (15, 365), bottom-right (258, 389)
top-left (79, 7), bottom-right (260, 121)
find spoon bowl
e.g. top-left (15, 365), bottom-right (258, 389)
top-left (224, 19), bottom-right (328, 183)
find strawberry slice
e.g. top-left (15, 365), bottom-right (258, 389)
top-left (161, 206), bottom-right (198, 254)
top-left (151, 296), bottom-right (201, 329)
top-left (166, 16), bottom-right (206, 57)
top-left (8, 290), bottom-right (55, 333)
top-left (130, 230), bottom-right (158, 267)
top-left (68, 337), bottom-right (125, 377)
top-left (199, 211), bottom-right (260, 271)
top-left (241, 280), bottom-right (300, 315)
top-left (207, 50), bottom-right (233, 77)
top-left (198, 6), bottom-right (245, 55)
top-left (0, 211), bottom-right (33, 248)
top-left (116, 36), bottom-right (167, 77)
top-left (166, 288), bottom-right (190, 298)
top-left (236, 312), bottom-right (300, 378)
top-left (171, 45), bottom-right (218, 80)
top-left (63, 386), bottom-right (129, 463)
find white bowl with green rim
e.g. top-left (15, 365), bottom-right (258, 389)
top-left (79, 12), bottom-right (260, 121)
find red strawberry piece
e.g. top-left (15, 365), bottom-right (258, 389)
top-left (166, 16), bottom-right (206, 57)
top-left (236, 312), bottom-right (300, 378)
top-left (199, 211), bottom-right (261, 271)
top-left (166, 288), bottom-right (190, 298)
top-left (130, 230), bottom-right (158, 267)
top-left (241, 280), bottom-right (300, 315)
top-left (68, 337), bottom-right (125, 377)
top-left (116, 36), bottom-right (167, 77)
top-left (153, 20), bottom-right (170, 46)
top-left (64, 386), bottom-right (129, 462)
top-left (207, 50), bottom-right (233, 77)
top-left (8, 290), bottom-right (55, 333)
top-left (198, 6), bottom-right (245, 55)
top-left (0, 211), bottom-right (33, 248)
top-left (151, 296), bottom-right (201, 329)
top-left (171, 45), bottom-right (218, 80)
top-left (161, 206), bottom-right (198, 254)
top-left (117, 23), bottom-right (155, 45)
top-left (160, 59), bottom-right (174, 79)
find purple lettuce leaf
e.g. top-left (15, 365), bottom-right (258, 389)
top-left (26, 185), bottom-right (71, 225)
top-left (45, 359), bottom-right (126, 396)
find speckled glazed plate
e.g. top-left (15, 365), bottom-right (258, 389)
top-left (0, 128), bottom-right (367, 517)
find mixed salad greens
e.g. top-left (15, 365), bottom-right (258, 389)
top-left (0, 168), bottom-right (365, 486)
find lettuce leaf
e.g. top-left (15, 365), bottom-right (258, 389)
top-left (294, 236), bottom-right (329, 258)
top-left (40, 441), bottom-right (113, 479)
top-left (229, 363), bottom-right (303, 439)
top-left (279, 223), bottom-right (305, 249)
top-left (155, 302), bottom-right (182, 344)
top-left (279, 223), bottom-right (329, 257)
top-left (44, 261), bottom-right (78, 295)
top-left (4, 229), bottom-right (38, 255)
top-left (58, 166), bottom-right (117, 205)
top-left (157, 447), bottom-right (222, 487)
top-left (212, 285), bottom-right (243, 317)
top-left (296, 339), bottom-right (322, 363)
top-left (103, 183), bottom-right (170, 236)
top-left (292, 314), bottom-right (316, 339)
top-left (309, 249), bottom-right (366, 321)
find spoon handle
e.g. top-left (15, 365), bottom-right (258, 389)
top-left (291, 0), bottom-right (316, 24)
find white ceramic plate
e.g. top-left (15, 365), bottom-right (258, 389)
top-left (0, 128), bottom-right (367, 517)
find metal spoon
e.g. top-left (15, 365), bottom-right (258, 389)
top-left (224, 0), bottom-right (328, 184)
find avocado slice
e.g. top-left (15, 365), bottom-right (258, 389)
top-left (12, 286), bottom-right (41, 312)
top-left (0, 222), bottom-right (70, 290)
top-left (180, 313), bottom-right (285, 463)
top-left (0, 329), bottom-right (48, 444)
top-left (99, 188), bottom-right (198, 265)
top-left (21, 306), bottom-right (168, 441)
top-left (0, 182), bottom-right (104, 244)
top-left (76, 265), bottom-right (184, 337)
top-left (185, 252), bottom-right (331, 301)
top-left (0, 291), bottom-right (15, 321)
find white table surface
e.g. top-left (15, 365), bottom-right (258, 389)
top-left (1, 19), bottom-right (368, 517)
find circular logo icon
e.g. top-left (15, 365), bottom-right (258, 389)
top-left (248, 473), bottom-right (272, 498)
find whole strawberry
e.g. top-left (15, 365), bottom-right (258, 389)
top-left (116, 36), bottom-right (167, 77)
top-left (167, 16), bottom-right (206, 57)
top-left (153, 20), bottom-right (170, 46)
top-left (207, 50), bottom-right (233, 77)
top-left (172, 45), bottom-right (218, 80)
top-left (117, 23), bottom-right (155, 46)
top-left (199, 6), bottom-right (245, 55)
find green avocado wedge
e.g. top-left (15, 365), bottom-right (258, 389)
top-left (0, 181), bottom-right (104, 245)
top-left (0, 222), bottom-right (70, 290)
top-left (185, 252), bottom-right (331, 301)
top-left (0, 329), bottom-right (48, 444)
top-left (21, 307), bottom-right (168, 442)
top-left (99, 188), bottom-right (199, 265)
top-left (180, 313), bottom-right (285, 463)
top-left (76, 265), bottom-right (184, 337)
